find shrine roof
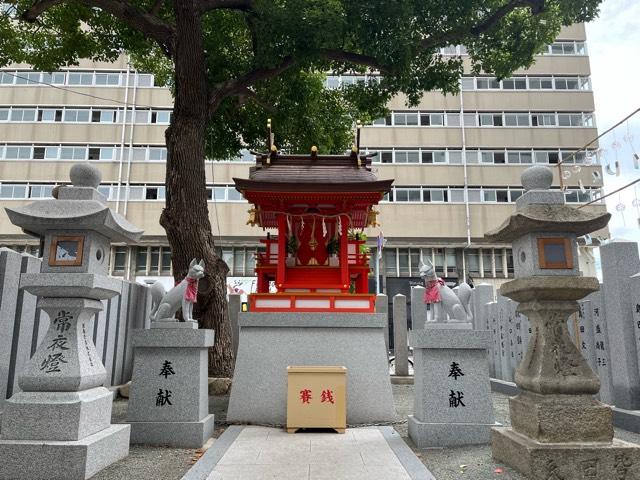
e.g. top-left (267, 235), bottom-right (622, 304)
top-left (233, 152), bottom-right (393, 193)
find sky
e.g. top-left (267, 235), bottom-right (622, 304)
top-left (585, 0), bottom-right (640, 243)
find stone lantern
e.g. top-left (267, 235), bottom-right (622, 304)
top-left (0, 163), bottom-right (142, 480)
top-left (486, 165), bottom-right (640, 479)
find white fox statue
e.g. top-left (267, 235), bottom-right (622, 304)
top-left (149, 258), bottom-right (205, 322)
top-left (418, 259), bottom-right (473, 323)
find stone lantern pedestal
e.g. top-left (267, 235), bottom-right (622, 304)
top-left (0, 163), bottom-right (142, 479)
top-left (486, 166), bottom-right (640, 479)
top-left (492, 277), bottom-right (640, 478)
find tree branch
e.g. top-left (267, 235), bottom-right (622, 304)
top-left (199, 0), bottom-right (252, 13)
top-left (21, 0), bottom-right (175, 57)
top-left (209, 56), bottom-right (296, 114)
top-left (234, 87), bottom-right (276, 112)
top-left (421, 0), bottom-right (545, 50)
top-left (149, 0), bottom-right (163, 16)
top-left (319, 49), bottom-right (391, 74)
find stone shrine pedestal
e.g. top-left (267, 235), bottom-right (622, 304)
top-left (227, 312), bottom-right (396, 425)
top-left (127, 323), bottom-right (215, 448)
top-left (408, 329), bottom-right (497, 447)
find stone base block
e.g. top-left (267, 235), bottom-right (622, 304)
top-left (0, 424), bottom-right (130, 480)
top-left (509, 392), bottom-right (614, 442)
top-left (151, 320), bottom-right (198, 329)
top-left (228, 313), bottom-right (396, 425)
top-left (129, 413), bottom-right (215, 448)
top-left (1, 387), bottom-right (113, 441)
top-left (424, 322), bottom-right (472, 329)
top-left (492, 427), bottom-right (640, 480)
top-left (408, 415), bottom-right (497, 447)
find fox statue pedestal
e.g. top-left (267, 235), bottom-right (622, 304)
top-left (126, 324), bottom-right (215, 448)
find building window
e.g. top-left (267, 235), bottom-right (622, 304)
top-left (495, 250), bottom-right (504, 276)
top-left (479, 113), bottom-right (503, 126)
top-left (482, 250), bottom-right (493, 277)
top-left (476, 77), bottom-right (500, 89)
top-left (398, 248), bottom-right (410, 276)
top-left (135, 247), bottom-right (148, 273)
top-left (384, 249), bottom-right (397, 277)
top-left (113, 246), bottom-right (127, 274)
top-left (434, 249), bottom-right (445, 276)
top-left (161, 248), bottom-right (172, 274)
top-left (502, 78), bottom-right (527, 90)
top-left (465, 249), bottom-right (480, 275)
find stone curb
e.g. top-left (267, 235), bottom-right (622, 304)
top-left (379, 426), bottom-right (437, 480)
top-left (181, 425), bottom-right (244, 480)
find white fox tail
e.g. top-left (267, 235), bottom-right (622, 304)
top-left (149, 281), bottom-right (167, 321)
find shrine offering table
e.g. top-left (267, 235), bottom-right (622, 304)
top-left (227, 313), bottom-right (396, 425)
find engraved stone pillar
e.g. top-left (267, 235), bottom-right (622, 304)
top-left (375, 294), bottom-right (389, 353)
top-left (393, 294), bottom-right (409, 376)
top-left (228, 293), bottom-right (241, 360)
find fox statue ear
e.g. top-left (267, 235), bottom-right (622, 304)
top-left (423, 258), bottom-right (433, 268)
top-left (198, 259), bottom-right (205, 268)
top-left (189, 258), bottom-right (197, 268)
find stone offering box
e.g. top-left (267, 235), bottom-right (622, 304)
top-left (408, 329), bottom-right (497, 447)
top-left (286, 366), bottom-right (347, 434)
top-left (127, 324), bottom-right (215, 448)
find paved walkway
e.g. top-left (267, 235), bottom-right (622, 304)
top-left (183, 426), bottom-right (435, 480)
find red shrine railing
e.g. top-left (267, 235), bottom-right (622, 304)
top-left (256, 237), bottom-right (369, 267)
top-left (252, 235), bottom-right (374, 313)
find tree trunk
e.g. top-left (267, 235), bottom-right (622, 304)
top-left (160, 0), bottom-right (234, 377)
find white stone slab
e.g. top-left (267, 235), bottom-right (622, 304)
top-left (186, 427), bottom-right (432, 480)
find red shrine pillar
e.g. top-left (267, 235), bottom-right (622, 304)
top-left (277, 214), bottom-right (286, 290)
top-left (340, 214), bottom-right (349, 291)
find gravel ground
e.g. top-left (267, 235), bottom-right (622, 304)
top-left (94, 384), bottom-right (640, 480)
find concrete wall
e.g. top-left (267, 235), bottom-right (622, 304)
top-left (0, 248), bottom-right (151, 411)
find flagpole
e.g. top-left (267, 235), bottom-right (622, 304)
top-left (376, 252), bottom-right (380, 294)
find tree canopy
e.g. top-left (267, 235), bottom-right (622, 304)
top-left (0, 0), bottom-right (603, 376)
top-left (1, 0), bottom-right (601, 157)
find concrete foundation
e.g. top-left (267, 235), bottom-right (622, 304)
top-left (227, 312), bottom-right (396, 425)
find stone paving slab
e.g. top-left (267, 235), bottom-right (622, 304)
top-left (182, 426), bottom-right (435, 480)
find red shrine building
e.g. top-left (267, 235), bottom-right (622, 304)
top-left (233, 147), bottom-right (392, 313)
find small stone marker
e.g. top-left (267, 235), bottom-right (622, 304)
top-left (408, 329), bottom-right (496, 447)
top-left (286, 366), bottom-right (347, 434)
top-left (590, 290), bottom-right (614, 404)
top-left (127, 323), bottom-right (215, 448)
top-left (393, 293), bottom-right (409, 376)
top-left (601, 241), bottom-right (640, 410)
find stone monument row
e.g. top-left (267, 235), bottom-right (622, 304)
top-left (0, 163), bottom-right (143, 479)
